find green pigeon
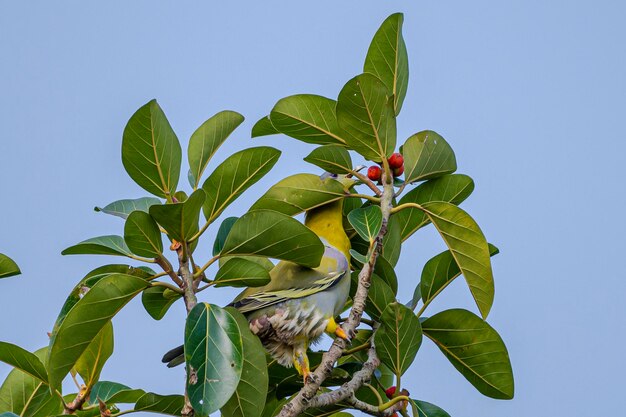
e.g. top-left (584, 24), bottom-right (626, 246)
top-left (162, 173), bottom-right (355, 382)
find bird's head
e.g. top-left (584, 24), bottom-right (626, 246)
top-left (319, 165), bottom-right (365, 191)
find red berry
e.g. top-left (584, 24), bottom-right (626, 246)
top-left (385, 386), bottom-right (397, 399)
top-left (393, 164), bottom-right (404, 177)
top-left (367, 165), bottom-right (382, 181)
top-left (388, 153), bottom-right (404, 169)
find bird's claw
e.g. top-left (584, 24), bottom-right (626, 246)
top-left (335, 326), bottom-right (353, 342)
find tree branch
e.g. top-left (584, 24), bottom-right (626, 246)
top-left (309, 342), bottom-right (380, 409)
top-left (276, 174), bottom-right (395, 417)
top-left (178, 248), bottom-right (197, 417)
top-left (155, 256), bottom-right (183, 287)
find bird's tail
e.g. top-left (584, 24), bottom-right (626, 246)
top-left (161, 344), bottom-right (185, 368)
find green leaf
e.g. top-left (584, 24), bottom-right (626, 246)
top-left (351, 246), bottom-right (399, 294)
top-left (347, 205), bottom-right (382, 243)
top-left (342, 193), bottom-right (363, 236)
top-left (364, 13), bottom-right (409, 115)
top-left (373, 256), bottom-right (398, 295)
top-left (149, 189), bottom-right (206, 243)
top-left (121, 99), bottom-right (182, 199)
top-left (397, 174), bottom-right (474, 241)
top-left (250, 174), bottom-right (346, 216)
top-left (134, 392), bottom-right (184, 415)
top-left (259, 391), bottom-right (287, 417)
top-left (422, 309), bottom-right (514, 399)
top-left (188, 110), bottom-right (245, 189)
top-left (221, 308), bottom-right (268, 417)
top-left (61, 236), bottom-right (133, 257)
top-left (222, 210), bottom-right (324, 268)
top-left (214, 258), bottom-right (271, 288)
top-left (213, 217), bottom-right (238, 256)
top-left (89, 381), bottom-right (145, 405)
top-left (251, 116), bottom-right (279, 138)
top-left (410, 399), bottom-right (451, 417)
top-left (47, 274), bottom-right (149, 390)
top-left (105, 388), bottom-right (146, 405)
top-left (269, 95), bottom-right (346, 145)
top-left (407, 283), bottom-right (421, 311)
top-left (351, 272), bottom-right (395, 322)
top-left (352, 253), bottom-right (398, 295)
top-left (420, 244), bottom-right (499, 312)
top-left (0, 348), bottom-right (63, 417)
top-left (219, 256), bottom-right (274, 271)
top-left (336, 73), bottom-right (396, 162)
top-left (185, 303), bottom-right (244, 415)
top-left (0, 254), bottom-right (20, 279)
top-left (202, 147), bottom-right (281, 223)
top-left (401, 131), bottom-right (456, 184)
top-left (382, 215), bottom-right (401, 266)
top-left (349, 249), bottom-right (368, 265)
top-left (420, 202), bottom-right (494, 318)
top-left (304, 145), bottom-right (353, 174)
top-left (0, 342), bottom-right (48, 383)
top-left (124, 211), bottom-right (163, 258)
top-left (74, 322), bottom-right (114, 388)
top-left (374, 302), bottom-right (422, 375)
top-left (52, 265), bottom-right (153, 334)
top-left (94, 197), bottom-right (161, 220)
top-left (141, 286), bottom-right (182, 321)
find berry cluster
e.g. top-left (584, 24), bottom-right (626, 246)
top-left (367, 152), bottom-right (404, 181)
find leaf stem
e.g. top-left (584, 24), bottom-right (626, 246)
top-left (150, 281), bottom-right (184, 294)
top-left (196, 281), bottom-right (215, 292)
top-left (342, 341), bottom-right (371, 356)
top-left (146, 271), bottom-right (168, 281)
top-left (193, 255), bottom-right (219, 279)
top-left (364, 383), bottom-right (384, 405)
top-left (347, 193), bottom-right (381, 203)
top-left (188, 219), bottom-right (211, 243)
top-left (111, 409), bottom-right (138, 417)
top-left (378, 396), bottom-right (410, 412)
top-left (389, 202), bottom-right (423, 214)
top-left (393, 181), bottom-right (407, 198)
top-left (127, 254), bottom-right (157, 264)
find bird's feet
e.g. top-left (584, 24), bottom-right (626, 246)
top-left (326, 317), bottom-right (353, 343)
top-left (293, 349), bottom-right (311, 385)
top-left (334, 326), bottom-right (351, 341)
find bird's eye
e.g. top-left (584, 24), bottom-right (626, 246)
top-left (330, 173), bottom-right (338, 178)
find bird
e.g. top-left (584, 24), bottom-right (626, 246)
top-left (162, 172), bottom-right (355, 383)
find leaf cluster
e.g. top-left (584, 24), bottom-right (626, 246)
top-left (0, 12), bottom-right (513, 417)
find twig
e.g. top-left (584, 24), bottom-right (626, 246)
top-left (155, 256), bottom-right (183, 287)
top-left (63, 384), bottom-right (90, 414)
top-left (308, 343), bottom-right (380, 409)
top-left (348, 169), bottom-right (382, 197)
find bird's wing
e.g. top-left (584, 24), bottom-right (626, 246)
top-left (230, 244), bottom-right (349, 314)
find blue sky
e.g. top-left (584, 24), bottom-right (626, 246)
top-left (1, 1), bottom-right (624, 416)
